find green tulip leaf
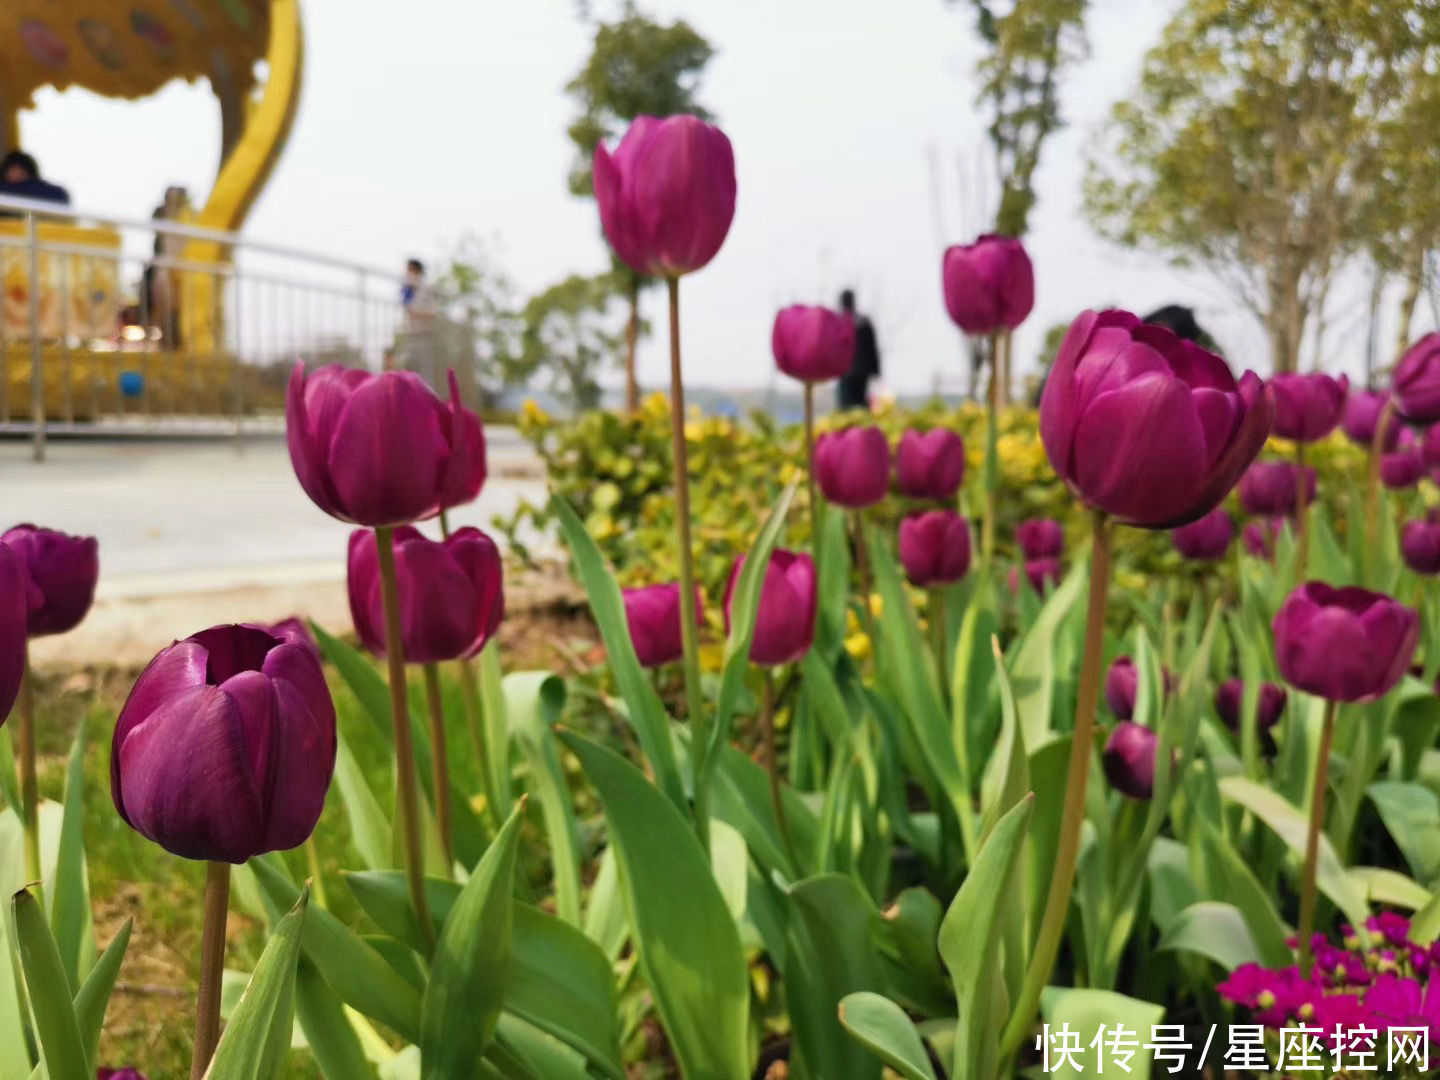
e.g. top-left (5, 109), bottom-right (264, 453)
top-left (294, 959), bottom-right (375, 1080)
top-left (1037, 987), bottom-right (1164, 1079)
top-left (74, 918), bottom-right (132, 1071)
top-left (13, 888), bottom-right (89, 1080)
top-left (838, 992), bottom-right (939, 1080)
top-left (1367, 782), bottom-right (1440, 885)
top-left (1157, 901), bottom-right (1262, 971)
top-left (49, 717), bottom-right (92, 994)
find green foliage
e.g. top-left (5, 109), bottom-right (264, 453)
top-left (430, 235), bottom-right (533, 408)
top-left (519, 272), bottom-right (630, 412)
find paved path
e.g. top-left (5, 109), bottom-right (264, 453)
top-left (0, 431), bottom-right (548, 668)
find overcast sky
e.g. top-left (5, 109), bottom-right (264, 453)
top-left (17, 0), bottom-right (1414, 395)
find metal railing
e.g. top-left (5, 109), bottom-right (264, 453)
top-left (0, 192), bottom-right (417, 460)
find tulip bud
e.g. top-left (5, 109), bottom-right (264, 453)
top-left (1, 525), bottom-right (98, 636)
top-left (898, 510), bottom-right (972, 587)
top-left (1009, 557), bottom-right (1062, 596)
top-left (99, 1070), bottom-right (147, 1080)
top-left (1039, 310), bottom-right (1272, 528)
top-left (1394, 333), bottom-right (1440, 424)
top-left (1215, 679), bottom-right (1287, 733)
top-left (622, 583), bottom-right (702, 668)
top-left (348, 527), bottom-right (504, 664)
top-left (1273, 582), bottom-right (1419, 703)
top-left (1105, 655), bottom-right (1175, 720)
top-left (1402, 513), bottom-right (1440, 575)
top-left (1270, 373), bottom-right (1348, 443)
top-left (111, 624), bottom-right (337, 862)
top-left (1243, 517), bottom-right (1287, 560)
top-left (772, 306), bottom-right (856, 383)
top-left (1238, 461), bottom-right (1316, 518)
top-left (0, 545), bottom-right (28, 722)
top-left (287, 365), bottom-right (485, 527)
top-left (1171, 507), bottom-right (1235, 561)
top-left (1103, 721), bottom-right (1166, 800)
top-left (941, 235), bottom-right (1035, 334)
top-left (593, 115), bottom-right (736, 278)
top-left (724, 550), bottom-right (816, 666)
top-left (1342, 390), bottom-right (1397, 450)
top-left (895, 428), bottom-right (965, 501)
top-left (1381, 428), bottom-right (1425, 490)
top-left (1016, 518), bottom-right (1064, 560)
top-left (814, 427), bottom-right (890, 508)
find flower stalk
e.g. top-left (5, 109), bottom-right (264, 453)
top-left (190, 860), bottom-right (231, 1080)
top-left (1299, 699), bottom-right (1340, 975)
top-left (422, 663), bottom-right (454, 871)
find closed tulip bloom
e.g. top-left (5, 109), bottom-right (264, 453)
top-left (1009, 557), bottom-right (1062, 595)
top-left (772, 306), bottom-right (856, 383)
top-left (724, 550), bottom-right (816, 666)
top-left (287, 365), bottom-right (485, 528)
top-left (895, 428), bottom-right (965, 500)
top-left (1238, 461), bottom-right (1316, 517)
top-left (1103, 721), bottom-right (1162, 800)
top-left (898, 510), bottom-right (972, 587)
top-left (1105, 655), bottom-right (1175, 720)
top-left (941, 234), bottom-right (1035, 334)
top-left (1215, 679), bottom-right (1288, 733)
top-left (1394, 333), bottom-right (1440, 424)
top-left (1402, 513), bottom-right (1440, 575)
top-left (348, 527), bottom-right (503, 664)
top-left (1243, 518), bottom-right (1287, 560)
top-left (0, 546), bottom-right (28, 722)
top-left (110, 624), bottom-right (337, 863)
top-left (1423, 424), bottom-right (1440, 470)
top-left (1016, 518), bottom-right (1064, 560)
top-left (1039, 310), bottom-right (1273, 528)
top-left (814, 426), bottom-right (890, 508)
top-left (1381, 428), bottom-right (1425, 490)
top-left (593, 114), bottom-right (736, 278)
top-left (622, 583), bottom-right (701, 668)
top-left (1, 525), bottom-right (98, 636)
top-left (265, 617), bottom-right (318, 657)
top-left (1273, 583), bottom-right (1419, 702)
top-left (99, 1070), bottom-right (147, 1080)
top-left (1171, 507), bottom-right (1235, 561)
top-left (1270, 372), bottom-right (1348, 443)
top-left (1343, 390), bottom-right (1397, 450)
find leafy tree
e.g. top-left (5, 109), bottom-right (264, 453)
top-left (1084, 1), bottom-right (1440, 374)
top-left (520, 273), bottom-right (630, 413)
top-left (565, 2), bottom-right (715, 411)
top-left (429, 235), bottom-right (532, 409)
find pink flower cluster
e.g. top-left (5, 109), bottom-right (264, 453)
top-left (1219, 914), bottom-right (1440, 1041)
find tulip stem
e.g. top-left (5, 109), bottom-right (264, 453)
top-left (422, 663), bottom-right (455, 872)
top-left (928, 586), bottom-right (949, 692)
top-left (851, 513), bottom-right (879, 660)
top-left (190, 861), bottom-right (231, 1080)
top-left (1001, 509), bottom-right (1112, 1057)
top-left (1294, 443), bottom-right (1310, 582)
top-left (982, 332), bottom-right (1006, 567)
top-left (457, 659), bottom-right (494, 827)
top-left (1298, 698), bottom-right (1339, 976)
top-left (803, 381), bottom-right (818, 549)
top-left (16, 652), bottom-right (39, 887)
top-left (1364, 400), bottom-right (1395, 582)
top-left (666, 276), bottom-right (708, 847)
top-left (761, 669), bottom-right (795, 867)
top-left (304, 837), bottom-right (329, 910)
top-left (374, 525), bottom-right (436, 951)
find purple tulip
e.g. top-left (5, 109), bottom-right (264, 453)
top-left (772, 306), bottom-right (856, 383)
top-left (348, 526), bottom-right (504, 664)
top-left (1379, 427), bottom-right (1424, 490)
top-left (1342, 390), bottom-right (1397, 450)
top-left (1242, 518), bottom-right (1287, 560)
top-left (99, 1070), bottom-right (147, 1080)
top-left (622, 583), bottom-right (701, 668)
top-left (0, 546), bottom-right (28, 722)
top-left (1394, 333), bottom-right (1440, 424)
top-left (1273, 583), bottom-right (1419, 703)
top-left (287, 365), bottom-right (485, 528)
top-left (1423, 424), bottom-right (1440, 470)
top-left (1039, 310), bottom-right (1273, 528)
top-left (724, 550), bottom-right (816, 666)
top-left (1270, 372), bottom-right (1348, 443)
top-left (593, 114), bottom-right (736, 278)
top-left (110, 624), bottom-right (337, 863)
top-left (1102, 721), bottom-right (1163, 800)
top-left (898, 510), bottom-right (972, 587)
top-left (1171, 507), bottom-right (1235, 561)
top-left (1402, 512), bottom-right (1440, 575)
top-left (1009, 557), bottom-right (1062, 596)
top-left (814, 426), bottom-right (890, 508)
top-left (264, 617), bottom-right (319, 657)
top-left (1016, 518), bottom-right (1064, 560)
top-left (1215, 679), bottom-right (1288, 734)
top-left (1238, 461), bottom-right (1316, 518)
top-left (940, 234), bottom-right (1035, 334)
top-left (1, 525), bottom-right (98, 636)
top-left (895, 428), bottom-right (965, 501)
top-left (1105, 655), bottom-right (1175, 720)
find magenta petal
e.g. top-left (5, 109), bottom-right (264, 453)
top-left (346, 531), bottom-right (386, 655)
top-left (395, 538), bottom-right (477, 663)
top-left (328, 376), bottom-right (450, 526)
top-left (1191, 387), bottom-right (1241, 468)
top-left (0, 547), bottom-right (27, 723)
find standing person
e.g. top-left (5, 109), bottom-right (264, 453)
top-left (398, 258), bottom-right (440, 387)
top-left (0, 151), bottom-right (70, 210)
top-left (837, 288), bottom-right (880, 410)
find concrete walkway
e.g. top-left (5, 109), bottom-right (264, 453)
top-left (0, 431), bottom-right (548, 669)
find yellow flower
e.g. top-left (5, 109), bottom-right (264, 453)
top-left (844, 632), bottom-right (872, 661)
top-left (521, 398), bottom-right (549, 424)
top-left (699, 642), bottom-right (726, 674)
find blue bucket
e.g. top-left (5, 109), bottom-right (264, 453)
top-left (119, 372), bottom-right (144, 397)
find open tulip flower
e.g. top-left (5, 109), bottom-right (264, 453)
top-left (110, 624), bottom-right (337, 863)
top-left (724, 550), bottom-right (816, 666)
top-left (1016, 518), bottom-right (1064, 560)
top-left (348, 526), bottom-right (504, 664)
top-left (940, 234), bottom-right (1035, 335)
top-left (1402, 512), bottom-right (1440, 575)
top-left (0, 545), bottom-right (27, 722)
top-left (623, 583), bottom-right (702, 669)
top-left (1039, 310), bottom-right (1273, 528)
top-left (1239, 461), bottom-right (1315, 518)
top-left (814, 426), bottom-right (890, 508)
top-left (1274, 583), bottom-right (1419, 703)
top-left (895, 428), bottom-right (965, 501)
top-left (1394, 332), bottom-right (1440, 424)
top-left (1171, 506), bottom-right (1234, 561)
top-left (287, 365), bottom-right (485, 527)
top-left (593, 114), bottom-right (737, 279)
top-left (1, 524), bottom-right (98, 636)
top-left (772, 306), bottom-right (856, 384)
top-left (1270, 372), bottom-right (1348, 443)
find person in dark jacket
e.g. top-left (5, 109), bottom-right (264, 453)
top-left (0, 151), bottom-right (71, 209)
top-left (837, 288), bottom-right (880, 410)
top-left (1141, 304), bottom-right (1218, 351)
